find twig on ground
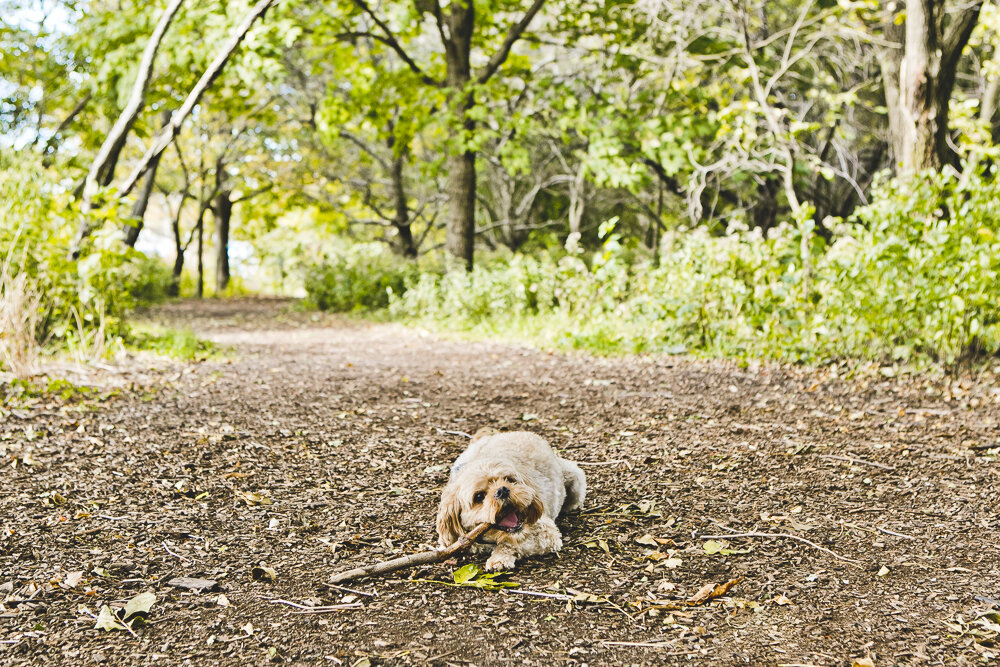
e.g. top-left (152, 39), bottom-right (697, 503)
top-left (969, 443), bottom-right (1000, 451)
top-left (819, 454), bottom-right (895, 471)
top-left (504, 589), bottom-right (573, 601)
top-left (163, 541), bottom-right (192, 563)
top-left (876, 526), bottom-right (917, 540)
top-left (601, 640), bottom-right (678, 648)
top-left (329, 522), bottom-right (492, 584)
top-left (269, 599), bottom-right (363, 613)
top-left (699, 531), bottom-right (860, 564)
top-left (575, 460), bottom-right (625, 466)
top-left (324, 583), bottom-right (376, 597)
top-left (290, 607), bottom-right (362, 614)
top-left (435, 428), bottom-right (472, 439)
top-left (425, 649), bottom-right (459, 662)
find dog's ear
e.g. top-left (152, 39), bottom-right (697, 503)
top-left (523, 494), bottom-right (544, 526)
top-left (436, 486), bottom-right (464, 547)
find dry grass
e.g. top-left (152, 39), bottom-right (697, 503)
top-left (68, 300), bottom-right (109, 365)
top-left (0, 244), bottom-right (42, 378)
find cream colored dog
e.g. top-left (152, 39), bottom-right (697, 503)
top-left (436, 429), bottom-right (586, 571)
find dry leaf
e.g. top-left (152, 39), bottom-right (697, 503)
top-left (64, 571), bottom-right (83, 588)
top-left (772, 594), bottom-right (793, 605)
top-left (852, 658), bottom-right (875, 667)
top-left (237, 490), bottom-right (273, 506)
top-left (687, 577), bottom-right (742, 605)
top-left (95, 605), bottom-right (126, 632)
top-left (251, 565), bottom-right (277, 582)
top-left (121, 591), bottom-right (156, 623)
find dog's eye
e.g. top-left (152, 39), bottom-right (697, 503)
top-left (504, 476), bottom-right (517, 484)
top-left (472, 491), bottom-right (486, 504)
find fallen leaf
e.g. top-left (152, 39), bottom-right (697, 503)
top-left (852, 658), bottom-right (875, 667)
top-left (237, 490), bottom-right (273, 506)
top-left (95, 605), bottom-right (127, 632)
top-left (772, 594), bottom-right (793, 605)
top-left (877, 566), bottom-right (890, 577)
top-left (636, 534), bottom-right (659, 547)
top-left (251, 566), bottom-right (277, 583)
top-left (241, 622), bottom-right (254, 636)
top-left (687, 577), bottom-right (742, 605)
top-left (703, 540), bottom-right (726, 555)
top-left (216, 594), bottom-right (230, 607)
top-left (120, 592), bottom-right (156, 625)
top-left (453, 564), bottom-right (480, 584)
top-left (585, 539), bottom-right (610, 555)
top-left (64, 571), bottom-right (83, 588)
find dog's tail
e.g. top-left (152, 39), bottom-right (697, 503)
top-left (560, 459), bottom-right (587, 512)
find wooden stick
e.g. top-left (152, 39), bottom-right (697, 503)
top-left (699, 532), bottom-right (860, 564)
top-left (330, 522), bottom-right (492, 584)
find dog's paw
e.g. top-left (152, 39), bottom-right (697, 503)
top-left (485, 552), bottom-right (517, 572)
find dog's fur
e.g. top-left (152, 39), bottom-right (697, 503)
top-left (436, 429), bottom-right (586, 571)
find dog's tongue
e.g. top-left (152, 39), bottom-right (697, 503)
top-left (498, 510), bottom-right (519, 529)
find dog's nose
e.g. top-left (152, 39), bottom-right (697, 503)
top-left (495, 486), bottom-right (510, 500)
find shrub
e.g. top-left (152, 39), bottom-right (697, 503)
top-left (301, 243), bottom-right (421, 312)
top-left (0, 150), bottom-right (176, 369)
top-left (388, 170), bottom-right (1000, 366)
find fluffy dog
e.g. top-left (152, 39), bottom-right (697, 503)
top-left (436, 429), bottom-right (586, 571)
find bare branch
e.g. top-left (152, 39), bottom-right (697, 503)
top-left (350, 0), bottom-right (443, 87)
top-left (477, 0), bottom-right (547, 84)
top-left (115, 0), bottom-right (278, 201)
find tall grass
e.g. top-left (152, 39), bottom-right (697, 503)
top-left (0, 234), bottom-right (42, 378)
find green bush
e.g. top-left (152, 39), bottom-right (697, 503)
top-left (388, 170), bottom-right (1000, 366)
top-left (0, 150), bottom-right (174, 366)
top-left (301, 243), bottom-right (421, 312)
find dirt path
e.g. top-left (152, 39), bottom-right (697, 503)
top-left (3, 298), bottom-right (1000, 666)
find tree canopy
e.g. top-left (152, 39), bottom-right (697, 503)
top-left (2, 0), bottom-right (1000, 366)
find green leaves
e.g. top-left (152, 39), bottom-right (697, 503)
top-left (449, 564), bottom-right (519, 590)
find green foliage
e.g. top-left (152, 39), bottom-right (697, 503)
top-left (124, 324), bottom-right (221, 361)
top-left (386, 171), bottom-right (1000, 366)
top-left (0, 151), bottom-right (176, 366)
top-left (301, 243), bottom-right (421, 312)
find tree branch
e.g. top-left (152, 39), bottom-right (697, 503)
top-left (329, 522), bottom-right (492, 584)
top-left (41, 91), bottom-right (92, 159)
top-left (941, 1), bottom-right (983, 74)
top-left (82, 0), bottom-right (186, 201)
top-left (477, 0), bottom-right (547, 84)
top-left (349, 0), bottom-right (443, 87)
top-left (115, 0), bottom-right (277, 201)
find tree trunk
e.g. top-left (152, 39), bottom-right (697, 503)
top-left (70, 0), bottom-right (186, 258)
top-left (387, 133), bottom-right (417, 258)
top-left (196, 207), bottom-right (205, 299)
top-left (445, 148), bottom-right (476, 268)
top-left (213, 191), bottom-right (232, 292)
top-left (124, 111), bottom-right (172, 247)
top-left (84, 0), bottom-right (185, 197)
top-left (444, 1), bottom-right (476, 270)
top-left (170, 204), bottom-right (185, 297)
top-left (878, 0), bottom-right (983, 172)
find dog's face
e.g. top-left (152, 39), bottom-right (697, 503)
top-left (437, 461), bottom-right (544, 546)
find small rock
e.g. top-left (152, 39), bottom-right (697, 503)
top-left (167, 577), bottom-right (219, 592)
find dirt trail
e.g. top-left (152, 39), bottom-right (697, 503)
top-left (3, 298), bottom-right (1000, 666)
